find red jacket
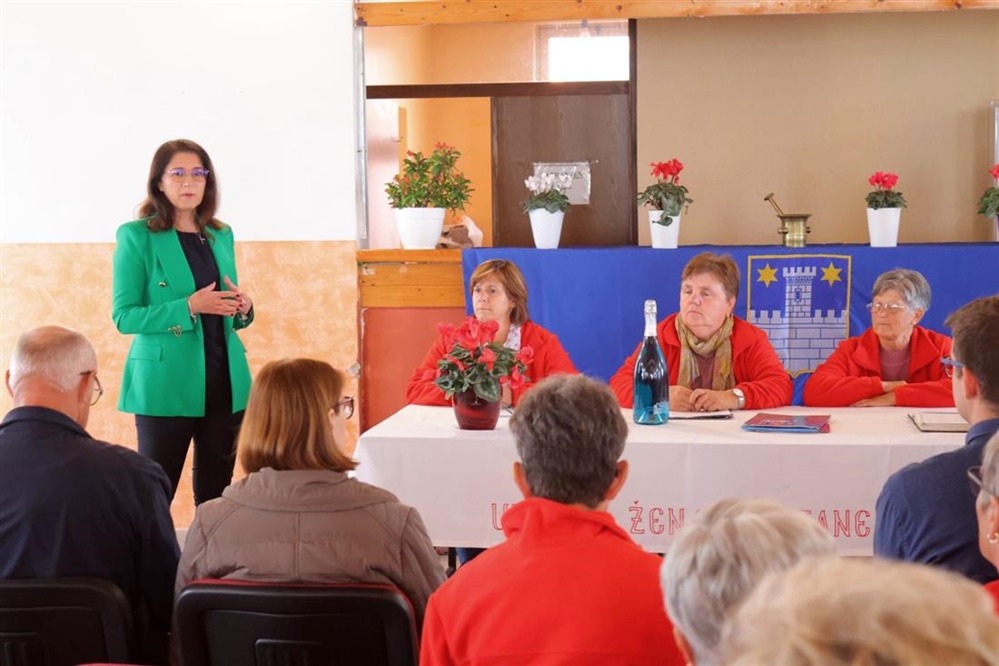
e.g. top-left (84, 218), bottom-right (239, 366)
top-left (419, 498), bottom-right (685, 666)
top-left (986, 579), bottom-right (999, 616)
top-left (405, 320), bottom-right (578, 407)
top-left (610, 314), bottom-right (792, 410)
top-left (803, 326), bottom-right (953, 407)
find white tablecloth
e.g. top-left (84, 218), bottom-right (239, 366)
top-left (353, 405), bottom-right (965, 556)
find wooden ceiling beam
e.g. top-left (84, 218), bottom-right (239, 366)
top-left (355, 1), bottom-right (997, 27)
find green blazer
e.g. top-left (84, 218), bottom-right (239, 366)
top-left (112, 218), bottom-right (253, 417)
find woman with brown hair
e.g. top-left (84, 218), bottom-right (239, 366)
top-left (175, 358), bottom-right (445, 626)
top-left (406, 258), bottom-right (578, 408)
top-left (113, 139), bottom-right (253, 505)
top-left (610, 252), bottom-right (791, 411)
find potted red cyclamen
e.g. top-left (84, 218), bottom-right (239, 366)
top-left (977, 164), bottom-right (999, 242)
top-left (637, 159), bottom-right (693, 249)
top-left (865, 171), bottom-right (907, 247)
top-left (422, 316), bottom-right (532, 430)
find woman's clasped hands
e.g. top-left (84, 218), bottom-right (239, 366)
top-left (188, 275), bottom-right (252, 318)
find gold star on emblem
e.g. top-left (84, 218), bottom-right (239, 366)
top-left (820, 262), bottom-right (843, 287)
top-left (756, 263), bottom-right (778, 287)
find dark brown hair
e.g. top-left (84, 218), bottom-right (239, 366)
top-left (139, 139), bottom-right (222, 234)
top-left (945, 295), bottom-right (999, 406)
top-left (469, 259), bottom-right (530, 326)
top-left (238, 359), bottom-right (357, 474)
top-left (682, 252), bottom-right (741, 301)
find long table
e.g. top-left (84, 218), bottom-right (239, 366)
top-left (353, 405), bottom-right (965, 556)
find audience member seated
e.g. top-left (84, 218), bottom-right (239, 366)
top-left (406, 258), bottom-right (578, 408)
top-left (420, 375), bottom-right (684, 666)
top-left (874, 295), bottom-right (999, 583)
top-left (174, 359), bottom-right (445, 628)
top-left (660, 498), bottom-right (836, 666)
top-left (972, 431), bottom-right (999, 613)
top-left (611, 252), bottom-right (791, 412)
top-left (804, 268), bottom-right (953, 407)
top-left (0, 326), bottom-right (179, 665)
top-left (719, 557), bottom-right (999, 666)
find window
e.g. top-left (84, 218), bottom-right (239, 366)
top-left (537, 20), bottom-right (629, 82)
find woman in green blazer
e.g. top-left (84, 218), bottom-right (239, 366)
top-left (113, 139), bottom-right (253, 505)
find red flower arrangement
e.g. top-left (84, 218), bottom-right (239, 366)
top-left (637, 159), bottom-right (693, 219)
top-left (866, 171), bottom-right (907, 210)
top-left (422, 316), bottom-right (532, 402)
top-left (977, 164), bottom-right (999, 218)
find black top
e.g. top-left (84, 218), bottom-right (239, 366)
top-left (178, 231), bottom-right (231, 411)
top-left (0, 406), bottom-right (180, 657)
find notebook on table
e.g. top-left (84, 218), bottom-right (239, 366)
top-left (742, 412), bottom-right (831, 433)
top-left (907, 411), bottom-right (969, 433)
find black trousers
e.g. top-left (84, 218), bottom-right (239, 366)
top-left (135, 375), bottom-right (243, 505)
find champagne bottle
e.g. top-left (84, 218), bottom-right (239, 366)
top-left (633, 299), bottom-right (669, 425)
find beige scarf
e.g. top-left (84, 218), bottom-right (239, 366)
top-left (675, 315), bottom-right (735, 390)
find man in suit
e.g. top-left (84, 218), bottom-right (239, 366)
top-left (0, 325), bottom-right (180, 664)
top-left (874, 295), bottom-right (999, 583)
top-left (420, 374), bottom-right (684, 666)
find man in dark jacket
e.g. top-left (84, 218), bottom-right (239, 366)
top-left (0, 325), bottom-right (180, 664)
top-left (874, 295), bottom-right (999, 584)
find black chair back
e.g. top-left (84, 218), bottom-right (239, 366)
top-left (0, 577), bottom-right (133, 666)
top-left (174, 580), bottom-right (418, 666)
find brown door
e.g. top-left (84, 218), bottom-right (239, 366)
top-left (492, 90), bottom-right (635, 246)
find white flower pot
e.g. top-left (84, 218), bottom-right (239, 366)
top-left (649, 211), bottom-right (681, 249)
top-left (992, 216), bottom-right (999, 243)
top-left (866, 207), bottom-right (901, 247)
top-left (528, 209), bottom-right (564, 249)
top-left (395, 207), bottom-right (446, 249)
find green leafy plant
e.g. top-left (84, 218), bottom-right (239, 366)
top-left (638, 159), bottom-right (693, 221)
top-left (385, 142), bottom-right (473, 212)
top-left (977, 164), bottom-right (999, 218)
top-left (522, 172), bottom-right (573, 213)
top-left (421, 316), bottom-right (532, 402)
top-left (866, 171), bottom-right (907, 210)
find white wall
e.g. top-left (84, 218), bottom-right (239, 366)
top-left (0, 0), bottom-right (357, 243)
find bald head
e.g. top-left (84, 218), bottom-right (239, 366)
top-left (7, 326), bottom-right (99, 426)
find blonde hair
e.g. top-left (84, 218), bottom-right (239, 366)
top-left (238, 359), bottom-right (356, 474)
top-left (719, 557), bottom-right (999, 666)
top-left (469, 259), bottom-right (530, 326)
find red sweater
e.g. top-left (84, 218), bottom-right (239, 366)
top-left (986, 579), bottom-right (999, 616)
top-left (420, 498), bottom-right (684, 666)
top-left (609, 314), bottom-right (792, 410)
top-left (802, 326), bottom-right (953, 407)
top-left (405, 320), bottom-right (578, 407)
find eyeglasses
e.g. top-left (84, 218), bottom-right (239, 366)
top-left (336, 396), bottom-right (355, 419)
top-left (967, 466), bottom-right (996, 498)
top-left (866, 301), bottom-right (908, 313)
top-left (164, 168), bottom-right (209, 182)
top-left (79, 371), bottom-right (104, 406)
top-left (941, 356), bottom-right (965, 378)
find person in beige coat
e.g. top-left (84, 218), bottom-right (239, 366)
top-left (174, 358), bottom-right (445, 628)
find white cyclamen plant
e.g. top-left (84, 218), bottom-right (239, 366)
top-left (523, 172), bottom-right (574, 213)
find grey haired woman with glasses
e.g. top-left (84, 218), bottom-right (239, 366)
top-left (112, 139), bottom-right (254, 506)
top-left (804, 268), bottom-right (953, 407)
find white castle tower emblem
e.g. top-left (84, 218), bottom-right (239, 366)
top-left (748, 265), bottom-right (847, 376)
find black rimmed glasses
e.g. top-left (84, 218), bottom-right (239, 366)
top-left (336, 396), bottom-right (355, 419)
top-left (866, 301), bottom-right (908, 314)
top-left (165, 167), bottom-right (209, 182)
top-left (79, 371), bottom-right (103, 406)
top-left (941, 356), bottom-right (965, 378)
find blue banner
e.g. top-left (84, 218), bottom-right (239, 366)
top-left (464, 244), bottom-right (999, 405)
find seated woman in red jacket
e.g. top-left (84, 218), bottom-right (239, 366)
top-left (406, 259), bottom-right (578, 408)
top-left (803, 268), bottom-right (952, 407)
top-left (611, 252), bottom-right (792, 411)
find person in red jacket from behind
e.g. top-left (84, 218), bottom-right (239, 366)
top-left (420, 375), bottom-right (685, 666)
top-left (804, 268), bottom-right (953, 407)
top-left (406, 259), bottom-right (578, 408)
top-left (611, 252), bottom-right (791, 412)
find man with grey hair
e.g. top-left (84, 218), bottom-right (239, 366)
top-left (0, 326), bottom-right (179, 664)
top-left (661, 498), bottom-right (836, 665)
top-left (420, 374), bottom-right (684, 666)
